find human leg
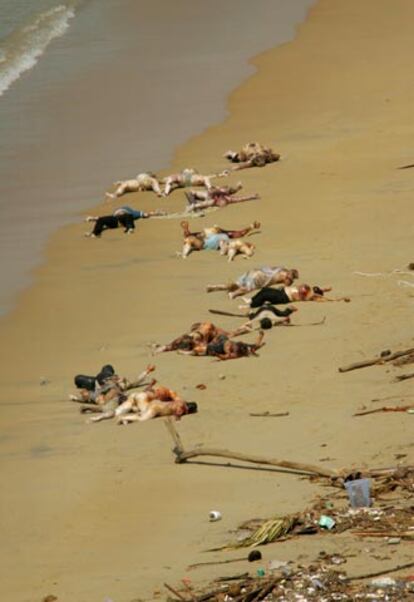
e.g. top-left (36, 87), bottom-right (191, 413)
top-left (117, 213), bottom-right (135, 233)
top-left (149, 177), bottom-right (163, 196)
top-left (206, 283), bottom-right (236, 293)
top-left (90, 216), bottom-right (118, 237)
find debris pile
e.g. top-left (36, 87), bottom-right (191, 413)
top-left (216, 497), bottom-right (413, 550)
top-left (165, 556), bottom-right (414, 602)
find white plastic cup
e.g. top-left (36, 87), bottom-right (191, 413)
top-left (209, 510), bottom-right (222, 522)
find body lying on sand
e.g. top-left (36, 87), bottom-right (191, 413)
top-left (178, 330), bottom-right (266, 360)
top-left (179, 219), bottom-right (259, 260)
top-left (163, 167), bottom-right (229, 196)
top-left (85, 379), bottom-right (197, 424)
top-left (185, 182), bottom-right (259, 212)
top-left (106, 172), bottom-right (164, 199)
top-left (69, 364), bottom-right (155, 404)
top-left (224, 142), bottom-right (280, 170)
top-left (206, 266), bottom-right (299, 298)
top-left (84, 206), bottom-right (165, 238)
top-left (153, 321), bottom-right (242, 355)
top-left (152, 313), bottom-right (295, 356)
top-left (239, 284), bottom-right (351, 309)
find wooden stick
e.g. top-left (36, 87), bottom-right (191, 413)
top-left (349, 560), bottom-right (414, 581)
top-left (188, 557), bottom-right (245, 570)
top-left (209, 308), bottom-right (247, 318)
top-left (214, 573), bottom-right (250, 582)
top-left (354, 405), bottom-right (414, 416)
top-left (397, 163), bottom-right (414, 169)
top-left (164, 419), bottom-right (412, 481)
top-left (352, 530), bottom-right (414, 538)
top-left (394, 372), bottom-right (414, 382)
top-left (339, 347), bottom-right (414, 373)
top-left (164, 417), bottom-right (185, 456)
top-left (249, 412), bottom-right (290, 418)
top-left (173, 446), bottom-right (336, 478)
top-left (164, 582), bottom-right (188, 602)
top-left (164, 420), bottom-right (336, 477)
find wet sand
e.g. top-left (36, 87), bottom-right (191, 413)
top-left (1, 0), bottom-right (414, 600)
top-left (0, 0), bottom-right (313, 316)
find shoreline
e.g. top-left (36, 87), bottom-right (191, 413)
top-left (1, 1), bottom-right (414, 600)
top-left (0, 0), bottom-right (314, 316)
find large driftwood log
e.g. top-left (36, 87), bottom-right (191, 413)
top-left (339, 347), bottom-right (414, 373)
top-left (164, 419), bottom-right (413, 483)
top-left (164, 419), bottom-right (336, 478)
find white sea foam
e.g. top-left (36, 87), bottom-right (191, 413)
top-left (0, 5), bottom-right (75, 97)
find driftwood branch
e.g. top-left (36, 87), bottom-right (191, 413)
top-left (164, 582), bottom-right (188, 602)
top-left (354, 405), bottom-right (414, 416)
top-left (164, 419), bottom-right (336, 478)
top-left (249, 412), bottom-right (290, 418)
top-left (397, 162), bottom-right (414, 169)
top-left (339, 347), bottom-right (414, 373)
top-left (175, 448), bottom-right (336, 477)
top-left (394, 372), bottom-right (414, 382)
top-left (349, 560), bottom-right (414, 581)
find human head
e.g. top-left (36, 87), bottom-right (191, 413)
top-left (298, 284), bottom-right (311, 300)
top-left (224, 150), bottom-right (238, 161)
top-left (186, 402), bottom-right (198, 414)
top-left (177, 335), bottom-right (195, 351)
top-left (259, 317), bottom-right (273, 330)
top-left (233, 341), bottom-right (250, 357)
top-left (313, 286), bottom-right (324, 296)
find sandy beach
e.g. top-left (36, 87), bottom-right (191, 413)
top-left (1, 1), bottom-right (414, 600)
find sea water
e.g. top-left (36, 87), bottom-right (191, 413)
top-left (0, 0), bottom-right (315, 315)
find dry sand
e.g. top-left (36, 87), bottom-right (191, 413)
top-left (1, 1), bottom-right (414, 600)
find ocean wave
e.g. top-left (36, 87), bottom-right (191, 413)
top-left (0, 5), bottom-right (76, 97)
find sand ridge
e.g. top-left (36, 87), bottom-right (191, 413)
top-left (1, 0), bottom-right (414, 600)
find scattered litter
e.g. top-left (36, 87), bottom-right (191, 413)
top-left (354, 271), bottom-right (389, 277)
top-left (196, 384), bottom-right (207, 390)
top-left (209, 510), bottom-right (222, 522)
top-left (268, 559), bottom-right (289, 571)
top-left (344, 478), bottom-right (371, 508)
top-left (398, 279), bottom-right (414, 288)
top-left (166, 556), bottom-right (414, 602)
top-left (371, 576), bottom-right (397, 588)
top-left (318, 515), bottom-right (336, 530)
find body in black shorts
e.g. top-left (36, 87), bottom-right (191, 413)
top-left (249, 287), bottom-right (290, 308)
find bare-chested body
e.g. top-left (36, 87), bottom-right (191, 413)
top-left (206, 266), bottom-right (299, 298)
top-left (106, 172), bottom-right (163, 199)
top-left (179, 330), bottom-right (265, 361)
top-left (163, 168), bottom-right (228, 196)
top-left (185, 182), bottom-right (258, 212)
top-left (70, 365), bottom-right (155, 406)
top-left (152, 321), bottom-right (238, 355)
top-left (179, 220), bottom-right (260, 258)
top-left (224, 142), bottom-right (280, 171)
top-left (87, 380), bottom-right (192, 423)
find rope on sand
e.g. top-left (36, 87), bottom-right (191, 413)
top-left (151, 207), bottom-right (218, 220)
top-left (354, 268), bottom-right (414, 280)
